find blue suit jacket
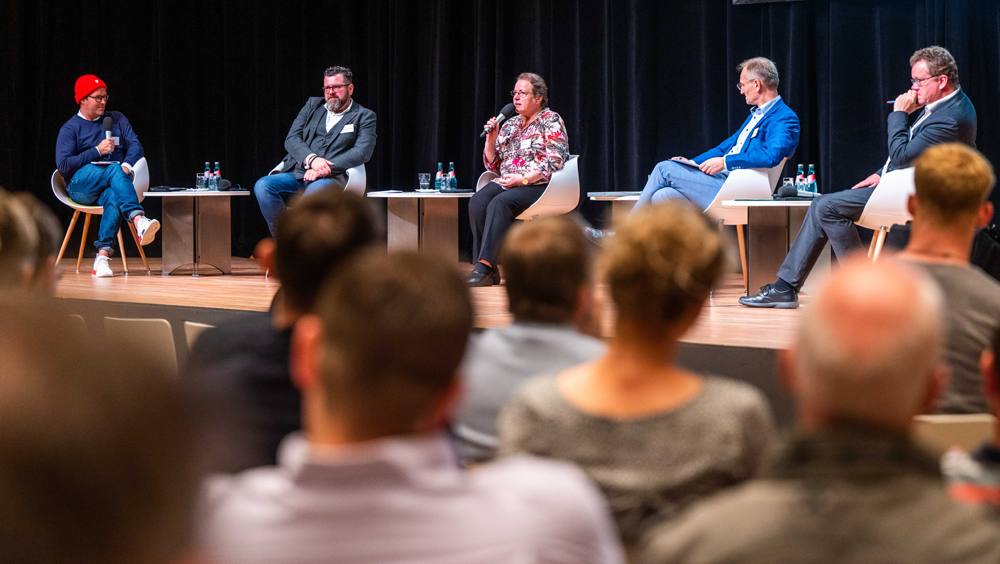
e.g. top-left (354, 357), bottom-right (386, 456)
top-left (694, 97), bottom-right (800, 171)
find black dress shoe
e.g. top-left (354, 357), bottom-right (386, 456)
top-left (584, 227), bottom-right (615, 248)
top-left (491, 267), bottom-right (501, 285)
top-left (465, 268), bottom-right (495, 287)
top-left (739, 284), bottom-right (799, 309)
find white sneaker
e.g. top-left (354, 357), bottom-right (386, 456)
top-left (92, 255), bottom-right (114, 277)
top-left (135, 216), bottom-right (160, 246)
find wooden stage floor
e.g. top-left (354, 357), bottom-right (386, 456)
top-left (55, 257), bottom-right (804, 350)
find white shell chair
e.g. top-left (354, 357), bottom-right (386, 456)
top-left (268, 161), bottom-right (367, 196)
top-left (475, 155), bottom-right (581, 220)
top-left (856, 167), bottom-right (915, 261)
top-left (53, 157), bottom-right (150, 274)
top-left (703, 158), bottom-right (787, 289)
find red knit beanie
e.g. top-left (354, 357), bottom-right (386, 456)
top-left (75, 75), bottom-right (107, 103)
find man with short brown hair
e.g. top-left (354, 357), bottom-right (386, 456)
top-left (453, 216), bottom-right (605, 462)
top-left (201, 251), bottom-right (624, 564)
top-left (899, 143), bottom-right (1000, 413)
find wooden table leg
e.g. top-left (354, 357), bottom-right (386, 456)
top-left (420, 198), bottom-right (459, 262)
top-left (387, 198), bottom-right (420, 252)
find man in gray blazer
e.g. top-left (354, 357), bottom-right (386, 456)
top-left (254, 66), bottom-right (377, 237)
top-left (741, 46), bottom-right (977, 309)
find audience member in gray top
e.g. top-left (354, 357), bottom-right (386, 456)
top-left (641, 257), bottom-right (1000, 564)
top-left (897, 143), bottom-right (1000, 414)
top-left (200, 252), bottom-right (625, 564)
top-left (498, 202), bottom-right (775, 549)
top-left (454, 216), bottom-right (606, 462)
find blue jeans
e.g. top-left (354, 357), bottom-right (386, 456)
top-left (634, 160), bottom-right (729, 212)
top-left (254, 172), bottom-right (346, 238)
top-left (67, 164), bottom-right (144, 254)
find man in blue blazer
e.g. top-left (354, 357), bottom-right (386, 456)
top-left (587, 57), bottom-right (798, 242)
top-left (742, 46), bottom-right (977, 308)
top-left (254, 66), bottom-right (377, 238)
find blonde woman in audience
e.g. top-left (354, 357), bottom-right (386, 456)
top-left (498, 201), bottom-right (775, 550)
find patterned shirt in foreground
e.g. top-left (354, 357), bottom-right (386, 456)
top-left (484, 109), bottom-right (569, 183)
top-left (498, 375), bottom-right (775, 548)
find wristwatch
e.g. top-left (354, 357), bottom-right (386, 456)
top-left (521, 176), bottom-right (530, 185)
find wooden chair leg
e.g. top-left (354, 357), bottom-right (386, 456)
top-left (736, 224), bottom-right (748, 291)
top-left (868, 233), bottom-right (879, 259)
top-left (76, 213), bottom-right (92, 272)
top-left (57, 210), bottom-right (80, 263)
top-left (872, 227), bottom-right (888, 261)
top-left (117, 229), bottom-right (128, 274)
top-left (127, 221), bottom-right (150, 272)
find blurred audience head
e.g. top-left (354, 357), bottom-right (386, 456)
top-left (787, 257), bottom-right (945, 435)
top-left (268, 191), bottom-right (379, 315)
top-left (499, 216), bottom-right (594, 327)
top-left (293, 251), bottom-right (473, 442)
top-left (0, 190), bottom-right (40, 289)
top-left (0, 297), bottom-right (203, 564)
top-left (911, 143), bottom-right (995, 230)
top-left (13, 193), bottom-right (64, 294)
top-left (601, 200), bottom-right (725, 337)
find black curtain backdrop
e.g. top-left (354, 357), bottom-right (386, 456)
top-left (3, 0), bottom-right (1000, 260)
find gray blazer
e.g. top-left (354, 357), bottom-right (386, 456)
top-left (279, 97), bottom-right (377, 180)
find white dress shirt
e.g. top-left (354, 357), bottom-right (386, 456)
top-left (725, 95), bottom-right (782, 170)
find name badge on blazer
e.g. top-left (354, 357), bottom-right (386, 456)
top-left (520, 139), bottom-right (532, 149)
top-left (751, 127), bottom-right (759, 139)
top-left (342, 124), bottom-right (355, 133)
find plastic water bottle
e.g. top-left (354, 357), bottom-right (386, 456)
top-left (212, 162), bottom-right (221, 190)
top-left (446, 162), bottom-right (457, 192)
top-left (435, 162), bottom-right (444, 190)
top-left (795, 164), bottom-right (806, 191)
top-left (204, 162), bottom-right (212, 190)
top-left (807, 164), bottom-right (818, 193)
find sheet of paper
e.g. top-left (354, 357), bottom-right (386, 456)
top-left (671, 157), bottom-right (701, 169)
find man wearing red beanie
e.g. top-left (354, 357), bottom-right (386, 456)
top-left (55, 74), bottom-right (159, 277)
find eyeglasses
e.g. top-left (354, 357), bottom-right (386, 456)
top-left (323, 84), bottom-right (351, 92)
top-left (87, 94), bottom-right (109, 102)
top-left (511, 90), bottom-right (534, 99)
top-left (910, 75), bottom-right (942, 86)
top-left (736, 80), bottom-right (755, 92)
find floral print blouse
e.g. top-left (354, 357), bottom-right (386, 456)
top-left (484, 109), bottom-right (569, 184)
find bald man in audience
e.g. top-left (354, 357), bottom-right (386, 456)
top-left (200, 251), bottom-right (624, 564)
top-left (641, 257), bottom-right (1000, 564)
top-left (898, 143), bottom-right (1000, 414)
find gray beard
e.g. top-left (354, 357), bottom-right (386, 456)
top-left (326, 97), bottom-right (345, 112)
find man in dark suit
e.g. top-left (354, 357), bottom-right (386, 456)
top-left (254, 66), bottom-right (377, 237)
top-left (741, 46), bottom-right (978, 308)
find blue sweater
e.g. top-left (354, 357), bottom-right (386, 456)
top-left (55, 111), bottom-right (144, 180)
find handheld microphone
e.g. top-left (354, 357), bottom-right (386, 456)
top-left (102, 117), bottom-right (113, 157)
top-left (480, 103), bottom-right (517, 137)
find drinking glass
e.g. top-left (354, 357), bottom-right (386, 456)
top-left (418, 173), bottom-right (431, 190)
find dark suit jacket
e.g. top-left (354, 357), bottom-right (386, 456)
top-left (879, 88), bottom-right (977, 176)
top-left (278, 98), bottom-right (377, 180)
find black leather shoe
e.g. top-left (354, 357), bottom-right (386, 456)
top-left (465, 268), bottom-right (495, 287)
top-left (491, 267), bottom-right (501, 285)
top-left (584, 227), bottom-right (615, 248)
top-left (739, 284), bottom-right (799, 309)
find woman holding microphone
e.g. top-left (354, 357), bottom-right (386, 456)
top-left (467, 73), bottom-right (569, 286)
